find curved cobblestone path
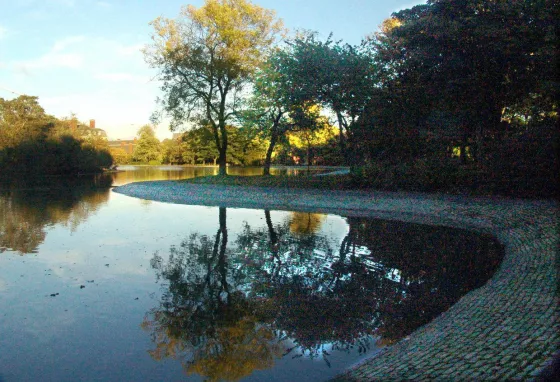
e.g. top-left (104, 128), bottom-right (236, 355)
top-left (115, 182), bottom-right (559, 380)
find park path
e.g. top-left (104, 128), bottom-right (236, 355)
top-left (114, 181), bottom-right (559, 380)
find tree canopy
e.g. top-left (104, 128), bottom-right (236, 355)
top-left (145, 0), bottom-right (284, 175)
top-left (132, 125), bottom-right (162, 164)
top-left (139, 0), bottom-right (559, 196)
top-left (0, 96), bottom-right (113, 177)
top-left (0, 95), bottom-right (54, 149)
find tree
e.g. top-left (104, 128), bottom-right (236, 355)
top-left (160, 138), bottom-right (185, 164)
top-left (226, 124), bottom-right (268, 166)
top-left (109, 147), bottom-right (132, 164)
top-left (0, 96), bottom-right (113, 176)
top-left (144, 0), bottom-right (284, 175)
top-left (240, 53), bottom-right (293, 175)
top-left (132, 125), bottom-right (162, 164)
top-left (367, 0), bottom-right (558, 163)
top-left (273, 34), bottom-right (377, 166)
top-left (0, 95), bottom-right (54, 149)
top-left (287, 108), bottom-right (337, 169)
top-left (176, 124), bottom-right (267, 166)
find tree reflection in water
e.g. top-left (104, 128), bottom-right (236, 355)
top-left (0, 174), bottom-right (112, 254)
top-left (143, 208), bottom-right (283, 381)
top-left (144, 208), bottom-right (504, 381)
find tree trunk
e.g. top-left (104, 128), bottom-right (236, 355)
top-left (306, 144), bottom-right (311, 175)
top-left (218, 120), bottom-right (228, 175)
top-left (217, 150), bottom-right (227, 176)
top-left (216, 207), bottom-right (229, 302)
top-left (336, 111), bottom-right (349, 166)
top-left (263, 130), bottom-right (278, 176)
top-left (264, 209), bottom-right (278, 254)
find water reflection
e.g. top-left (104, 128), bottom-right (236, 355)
top-left (0, 175), bottom-right (112, 254)
top-left (342, 218), bottom-right (504, 343)
top-left (143, 208), bottom-right (283, 381)
top-left (0, 166), bottom-right (326, 255)
top-left (144, 209), bottom-right (504, 380)
top-left (288, 212), bottom-right (325, 236)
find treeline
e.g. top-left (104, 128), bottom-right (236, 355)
top-left (350, 0), bottom-right (558, 196)
top-left (114, 122), bottom-right (341, 167)
top-left (0, 96), bottom-right (112, 179)
top-left (146, 0), bottom-right (557, 196)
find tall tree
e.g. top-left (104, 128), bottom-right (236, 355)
top-left (273, 34), bottom-right (377, 166)
top-left (132, 125), bottom-right (162, 164)
top-left (0, 95), bottom-right (54, 149)
top-left (240, 53), bottom-right (295, 175)
top-left (144, 0), bottom-right (283, 175)
top-left (367, 0), bottom-right (558, 163)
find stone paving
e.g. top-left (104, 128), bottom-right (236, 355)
top-left (114, 182), bottom-right (559, 380)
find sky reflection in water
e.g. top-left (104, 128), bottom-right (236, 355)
top-left (0, 167), bottom-right (503, 381)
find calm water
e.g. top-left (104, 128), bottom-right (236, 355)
top-left (0, 166), bottom-right (503, 381)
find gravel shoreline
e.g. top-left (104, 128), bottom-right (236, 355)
top-left (114, 180), bottom-right (559, 380)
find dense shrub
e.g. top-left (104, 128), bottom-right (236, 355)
top-left (0, 135), bottom-right (113, 179)
top-left (351, 121), bottom-right (558, 198)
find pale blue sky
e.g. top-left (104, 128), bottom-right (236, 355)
top-left (0, 0), bottom-right (422, 140)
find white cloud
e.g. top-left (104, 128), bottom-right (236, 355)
top-left (52, 36), bottom-right (85, 52)
top-left (3, 35), bottom-right (161, 138)
top-left (22, 52), bottom-right (84, 69)
top-left (17, 36), bottom-right (85, 70)
top-left (15, 65), bottom-right (33, 77)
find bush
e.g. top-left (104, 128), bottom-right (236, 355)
top-left (352, 157), bottom-right (462, 192)
top-left (0, 135), bottom-right (113, 179)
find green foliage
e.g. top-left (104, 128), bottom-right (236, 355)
top-left (160, 138), bottom-right (186, 165)
top-left (0, 96), bottom-right (113, 177)
top-left (109, 147), bottom-right (132, 164)
top-left (352, 117), bottom-right (559, 197)
top-left (145, 0), bottom-right (284, 175)
top-left (164, 124), bottom-right (267, 166)
top-left (238, 54), bottom-right (294, 174)
top-left (0, 95), bottom-right (55, 149)
top-left (0, 135), bottom-right (113, 178)
top-left (272, 33), bottom-right (377, 165)
top-left (343, 0), bottom-right (558, 196)
top-left (365, 0), bottom-right (558, 156)
top-left (132, 125), bottom-right (162, 164)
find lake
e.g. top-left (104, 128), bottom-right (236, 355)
top-left (0, 166), bottom-right (504, 381)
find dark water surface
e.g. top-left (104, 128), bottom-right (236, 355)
top-left (0, 166), bottom-right (503, 381)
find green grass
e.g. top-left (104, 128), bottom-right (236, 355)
top-left (180, 173), bottom-right (355, 190)
top-left (178, 166), bottom-right (557, 198)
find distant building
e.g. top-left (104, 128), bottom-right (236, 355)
top-left (107, 138), bottom-right (137, 154)
top-left (69, 119), bottom-right (108, 139)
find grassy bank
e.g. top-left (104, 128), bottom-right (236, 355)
top-left (181, 164), bottom-right (557, 198)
